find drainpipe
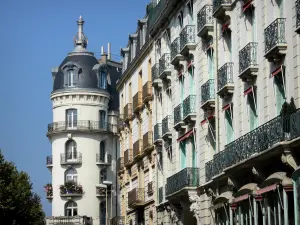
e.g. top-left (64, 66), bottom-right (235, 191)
top-left (215, 19), bottom-right (220, 154)
top-left (115, 138), bottom-right (118, 217)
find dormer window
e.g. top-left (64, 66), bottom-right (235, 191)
top-left (99, 71), bottom-right (107, 89)
top-left (62, 61), bottom-right (81, 88)
top-left (67, 69), bottom-right (75, 87)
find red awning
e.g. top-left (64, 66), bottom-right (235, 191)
top-left (271, 65), bottom-right (284, 77)
top-left (256, 184), bottom-right (277, 195)
top-left (177, 129), bottom-right (194, 142)
top-left (232, 194), bottom-right (249, 203)
top-left (222, 103), bottom-right (232, 111)
top-left (242, 0), bottom-right (253, 12)
top-left (244, 87), bottom-right (253, 96)
top-left (200, 115), bottom-right (214, 126)
top-left (222, 24), bottom-right (230, 33)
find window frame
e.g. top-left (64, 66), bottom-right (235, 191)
top-left (66, 109), bottom-right (78, 128)
top-left (65, 168), bottom-right (78, 184)
top-left (65, 201), bottom-right (78, 216)
top-left (66, 140), bottom-right (77, 161)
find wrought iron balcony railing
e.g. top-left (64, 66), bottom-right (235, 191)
top-left (147, 181), bottom-right (153, 194)
top-left (205, 115), bottom-right (284, 181)
top-left (166, 167), bottom-right (200, 196)
top-left (44, 183), bottom-right (53, 199)
top-left (143, 131), bottom-right (153, 150)
top-left (217, 62), bottom-right (234, 92)
top-left (111, 216), bottom-right (125, 225)
top-left (47, 121), bottom-right (113, 135)
top-left (158, 186), bottom-right (163, 204)
top-left (159, 53), bottom-right (171, 77)
top-left (133, 91), bottom-right (142, 113)
top-left (162, 115), bottom-right (172, 136)
top-left (60, 153), bottom-right (82, 165)
top-left (133, 139), bottom-right (142, 158)
top-left (154, 123), bottom-right (162, 142)
top-left (124, 149), bottom-right (132, 165)
top-left (128, 188), bottom-right (145, 208)
top-left (197, 5), bottom-right (213, 36)
top-left (180, 25), bottom-right (196, 52)
top-left (183, 95), bottom-right (196, 119)
top-left (117, 157), bottom-right (124, 172)
top-left (213, 0), bottom-right (232, 14)
top-left (297, 0), bottom-right (300, 32)
top-left (96, 153), bottom-right (112, 165)
top-left (46, 155), bottom-right (52, 166)
top-left (239, 42), bottom-right (258, 74)
top-left (124, 103), bottom-right (132, 120)
top-left (201, 79), bottom-right (215, 103)
top-left (264, 18), bottom-right (286, 53)
top-left (171, 37), bottom-right (180, 62)
top-left (96, 186), bottom-right (106, 197)
top-left (60, 181), bottom-right (83, 196)
top-left (174, 104), bottom-right (183, 125)
top-left (151, 63), bottom-right (159, 81)
top-left (142, 81), bottom-right (152, 102)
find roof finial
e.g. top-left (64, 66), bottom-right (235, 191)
top-left (73, 15), bottom-right (88, 50)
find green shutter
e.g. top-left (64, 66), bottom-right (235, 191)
top-left (208, 49), bottom-right (214, 79)
top-left (189, 68), bottom-right (194, 95)
top-left (249, 94), bottom-right (258, 130)
top-left (275, 75), bottom-right (285, 115)
top-left (191, 137), bottom-right (196, 168)
top-left (225, 110), bottom-right (234, 144)
top-left (180, 141), bottom-right (186, 169)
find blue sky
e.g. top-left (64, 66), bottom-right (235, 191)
top-left (0, 0), bottom-right (149, 216)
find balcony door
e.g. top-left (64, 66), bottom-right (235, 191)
top-left (180, 141), bottom-right (186, 169)
top-left (99, 110), bottom-right (106, 129)
top-left (66, 140), bottom-right (77, 162)
top-left (66, 168), bottom-right (78, 184)
top-left (66, 109), bottom-right (77, 129)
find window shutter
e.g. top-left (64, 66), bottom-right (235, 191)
top-left (191, 137), bottom-right (196, 168)
top-left (275, 76), bottom-right (285, 115)
top-left (225, 111), bottom-right (234, 144)
top-left (249, 95), bottom-right (257, 130)
top-left (180, 141), bottom-right (186, 169)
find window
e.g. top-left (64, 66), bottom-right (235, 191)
top-left (66, 109), bottom-right (77, 128)
top-left (66, 140), bottom-right (77, 161)
top-left (67, 70), bottom-right (76, 87)
top-left (187, 0), bottom-right (193, 23)
top-left (65, 201), bottom-right (78, 216)
top-left (65, 168), bottom-right (78, 184)
top-left (100, 142), bottom-right (105, 162)
top-left (188, 66), bottom-right (195, 95)
top-left (225, 109), bottom-right (234, 144)
top-left (180, 141), bottom-right (186, 169)
top-left (178, 11), bottom-right (183, 29)
top-left (191, 137), bottom-right (196, 167)
top-left (274, 73), bottom-right (285, 115)
top-left (100, 202), bottom-right (106, 225)
top-left (248, 91), bottom-right (258, 130)
top-left (100, 169), bottom-right (107, 183)
top-left (99, 71), bottom-right (107, 89)
top-left (99, 110), bottom-right (106, 128)
top-left (207, 47), bottom-right (214, 79)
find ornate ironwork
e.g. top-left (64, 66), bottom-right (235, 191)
top-left (47, 121), bottom-right (113, 134)
top-left (213, 0), bottom-right (232, 14)
top-left (143, 131), bottom-right (153, 150)
top-left (152, 63), bottom-right (159, 81)
top-left (117, 157), bottom-right (124, 172)
top-left (148, 0), bottom-right (167, 32)
top-left (124, 103), bottom-right (132, 120)
top-left (217, 62), bottom-right (234, 91)
top-left (162, 115), bottom-right (172, 136)
top-left (174, 104), bottom-right (183, 125)
top-left (142, 81), bottom-right (152, 101)
top-left (171, 37), bottom-right (180, 61)
top-left (166, 167), bottom-right (200, 196)
top-left (197, 5), bottom-right (213, 33)
top-left (158, 186), bottom-right (163, 203)
top-left (111, 216), bottom-right (125, 225)
top-left (159, 53), bottom-right (171, 75)
top-left (180, 25), bottom-right (196, 51)
top-left (60, 153), bottom-right (82, 164)
top-left (297, 0), bottom-right (300, 31)
top-left (239, 42), bottom-right (258, 74)
top-left (205, 115), bottom-right (284, 181)
top-left (201, 79), bottom-right (215, 103)
top-left (183, 95), bottom-right (196, 118)
top-left (46, 155), bottom-right (52, 166)
top-left (133, 91), bottom-right (142, 112)
top-left (264, 18), bottom-right (286, 53)
top-left (128, 188), bottom-right (145, 208)
top-left (124, 149), bottom-right (132, 165)
top-left (96, 153), bottom-right (112, 164)
top-left (154, 123), bottom-right (162, 142)
top-left (133, 140), bottom-right (142, 158)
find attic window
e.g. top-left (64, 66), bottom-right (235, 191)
top-left (67, 70), bottom-right (76, 87)
top-left (99, 71), bottom-right (107, 89)
top-left (62, 61), bottom-right (81, 88)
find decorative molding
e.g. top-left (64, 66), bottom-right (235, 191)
top-left (281, 149), bottom-right (297, 170)
top-left (189, 195), bottom-right (202, 225)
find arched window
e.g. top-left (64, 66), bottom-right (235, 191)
top-left (99, 71), bottom-right (107, 89)
top-left (66, 140), bottom-right (77, 161)
top-left (66, 109), bottom-right (77, 128)
top-left (65, 168), bottom-right (78, 184)
top-left (100, 142), bottom-right (105, 162)
top-left (65, 201), bottom-right (78, 216)
top-left (100, 202), bottom-right (106, 225)
top-left (100, 169), bottom-right (107, 183)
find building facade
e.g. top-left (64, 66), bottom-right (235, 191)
top-left (119, 0), bottom-right (300, 225)
top-left (117, 6), bottom-right (156, 225)
top-left (45, 16), bottom-right (122, 225)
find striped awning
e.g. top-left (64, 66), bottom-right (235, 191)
top-left (177, 129), bottom-right (194, 142)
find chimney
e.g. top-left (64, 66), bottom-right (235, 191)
top-left (101, 46), bottom-right (104, 55)
top-left (108, 43), bottom-right (111, 60)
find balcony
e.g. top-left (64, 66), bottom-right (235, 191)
top-left (60, 181), bottom-right (83, 197)
top-left (96, 185), bottom-right (106, 198)
top-left (201, 79), bottom-right (215, 109)
top-left (147, 181), bottom-right (154, 195)
top-left (46, 155), bottom-right (52, 168)
top-left (205, 115), bottom-right (284, 181)
top-left (124, 149), bottom-right (132, 166)
top-left (118, 115), bottom-right (125, 131)
top-left (111, 216), bottom-right (125, 225)
top-left (153, 123), bottom-right (162, 145)
top-left (117, 157), bottom-right (124, 173)
top-left (296, 0), bottom-right (300, 33)
top-left (47, 121), bottom-right (113, 136)
top-left (133, 91), bottom-right (143, 113)
top-left (60, 153), bottom-right (82, 165)
top-left (142, 81), bottom-right (152, 103)
top-left (158, 186), bottom-right (163, 204)
top-left (44, 183), bottom-right (53, 200)
top-left (239, 42), bottom-right (258, 81)
top-left (166, 167), bottom-right (200, 198)
top-left (162, 115), bottom-right (172, 140)
top-left (159, 53), bottom-right (171, 80)
top-left (46, 216), bottom-right (90, 225)
top-left (264, 18), bottom-right (287, 62)
top-left (217, 62), bottom-right (234, 98)
top-left (197, 5), bottom-right (214, 38)
top-left (183, 95), bottom-right (197, 122)
top-left (143, 131), bottom-right (153, 152)
top-left (171, 37), bottom-right (183, 65)
top-left (128, 188), bottom-right (145, 208)
top-left (96, 153), bottom-right (112, 166)
top-left (174, 103), bottom-right (185, 130)
top-left (179, 25), bottom-right (196, 55)
top-left (151, 63), bottom-right (162, 88)
top-left (124, 103), bottom-right (132, 122)
top-left (212, 0), bottom-right (232, 20)
top-left (133, 139), bottom-right (142, 160)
